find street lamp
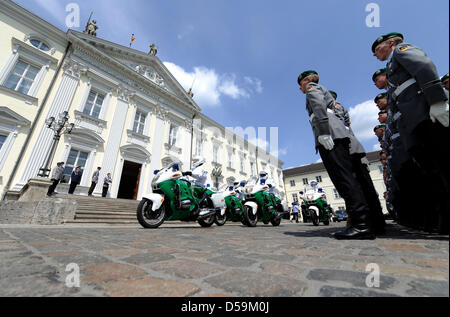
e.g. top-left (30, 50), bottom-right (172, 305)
top-left (38, 111), bottom-right (75, 178)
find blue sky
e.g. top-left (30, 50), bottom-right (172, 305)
top-left (15, 0), bottom-right (449, 169)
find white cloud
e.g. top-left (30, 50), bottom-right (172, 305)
top-left (348, 100), bottom-right (380, 142)
top-left (244, 76), bottom-right (263, 94)
top-left (163, 62), bottom-right (262, 108)
top-left (316, 158), bottom-right (323, 163)
top-left (177, 25), bottom-right (195, 40)
top-left (219, 74), bottom-right (250, 99)
top-left (372, 143), bottom-right (381, 151)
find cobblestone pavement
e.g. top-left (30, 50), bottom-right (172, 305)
top-left (0, 221), bottom-right (448, 297)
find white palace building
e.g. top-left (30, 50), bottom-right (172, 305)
top-left (0, 0), bottom-right (285, 201)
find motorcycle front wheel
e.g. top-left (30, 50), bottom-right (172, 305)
top-left (214, 212), bottom-right (227, 226)
top-left (137, 199), bottom-right (166, 229)
top-left (198, 215), bottom-right (216, 227)
top-left (270, 216), bottom-right (281, 227)
top-left (243, 206), bottom-right (258, 227)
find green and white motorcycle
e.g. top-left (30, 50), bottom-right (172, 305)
top-left (137, 162), bottom-right (226, 229)
top-left (214, 181), bottom-right (247, 226)
top-left (242, 172), bottom-right (288, 227)
top-left (299, 182), bottom-right (332, 226)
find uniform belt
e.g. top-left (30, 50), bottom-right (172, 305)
top-left (392, 78), bottom-right (417, 100)
top-left (391, 133), bottom-right (400, 140)
top-left (310, 108), bottom-right (335, 122)
top-left (393, 112), bottom-right (401, 121)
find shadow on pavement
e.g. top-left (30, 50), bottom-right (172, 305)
top-left (283, 222), bottom-right (449, 241)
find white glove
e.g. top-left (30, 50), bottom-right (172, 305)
top-left (318, 135), bottom-right (335, 150)
top-left (429, 101), bottom-right (449, 127)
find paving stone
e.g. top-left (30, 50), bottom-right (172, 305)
top-left (102, 277), bottom-right (201, 297)
top-left (246, 253), bottom-right (296, 262)
top-left (379, 244), bottom-right (437, 253)
top-left (283, 249), bottom-right (327, 257)
top-left (319, 285), bottom-right (400, 297)
top-left (204, 269), bottom-right (308, 297)
top-left (98, 248), bottom-right (146, 257)
top-left (259, 262), bottom-right (304, 278)
top-left (122, 252), bottom-right (175, 265)
top-left (207, 255), bottom-right (257, 267)
top-left (401, 257), bottom-right (449, 269)
top-left (306, 269), bottom-right (397, 290)
top-left (406, 279), bottom-right (449, 297)
top-left (82, 262), bottom-right (148, 284)
top-left (359, 247), bottom-right (385, 256)
top-left (149, 259), bottom-right (223, 279)
top-left (353, 263), bottom-right (448, 281)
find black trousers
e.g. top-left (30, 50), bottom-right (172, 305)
top-left (47, 179), bottom-right (60, 195)
top-left (409, 121), bottom-right (449, 233)
top-left (68, 182), bottom-right (79, 194)
top-left (102, 185), bottom-right (109, 197)
top-left (292, 213), bottom-right (299, 223)
top-left (88, 182), bottom-right (97, 196)
top-left (319, 139), bottom-right (370, 226)
top-left (352, 155), bottom-right (386, 230)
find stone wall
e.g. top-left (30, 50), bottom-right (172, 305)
top-left (0, 198), bottom-right (76, 225)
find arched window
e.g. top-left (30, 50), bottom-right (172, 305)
top-left (30, 39), bottom-right (51, 52)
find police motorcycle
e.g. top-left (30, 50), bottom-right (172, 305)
top-left (242, 171), bottom-right (288, 227)
top-left (137, 159), bottom-right (226, 229)
top-left (214, 181), bottom-right (248, 226)
top-left (299, 181), bottom-right (332, 226)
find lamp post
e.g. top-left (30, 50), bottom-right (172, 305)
top-left (38, 111), bottom-right (75, 178)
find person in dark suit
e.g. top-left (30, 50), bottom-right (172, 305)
top-left (68, 166), bottom-right (83, 195)
top-left (47, 162), bottom-right (65, 197)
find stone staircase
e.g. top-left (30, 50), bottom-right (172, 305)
top-left (56, 194), bottom-right (141, 225)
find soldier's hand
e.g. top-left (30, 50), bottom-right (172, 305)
top-left (318, 135), bottom-right (335, 150)
top-left (429, 101), bottom-right (449, 127)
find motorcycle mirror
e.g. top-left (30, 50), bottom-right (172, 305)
top-left (229, 186), bottom-right (234, 191)
top-left (299, 191), bottom-right (304, 195)
top-left (172, 163), bottom-right (179, 171)
top-left (154, 170), bottom-right (160, 175)
top-left (260, 179), bottom-right (266, 185)
top-left (240, 182), bottom-right (246, 187)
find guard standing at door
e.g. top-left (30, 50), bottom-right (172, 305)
top-left (102, 173), bottom-right (112, 198)
top-left (298, 70), bottom-right (374, 239)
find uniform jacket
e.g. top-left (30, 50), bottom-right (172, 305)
top-left (305, 82), bottom-right (351, 150)
top-left (331, 102), bottom-right (366, 156)
top-left (103, 176), bottom-right (112, 187)
top-left (387, 43), bottom-right (448, 150)
top-left (70, 170), bottom-right (83, 184)
top-left (50, 166), bottom-right (64, 181)
top-left (92, 170), bottom-right (100, 183)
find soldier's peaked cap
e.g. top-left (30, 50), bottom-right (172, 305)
top-left (374, 92), bottom-right (387, 103)
top-left (441, 73), bottom-right (449, 82)
top-left (372, 68), bottom-right (387, 82)
top-left (328, 90), bottom-right (337, 99)
top-left (372, 32), bottom-right (404, 53)
top-left (374, 124), bottom-right (386, 132)
top-left (298, 70), bottom-right (318, 85)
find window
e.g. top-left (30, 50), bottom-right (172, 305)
top-left (83, 90), bottom-right (105, 118)
top-left (290, 180), bottom-right (296, 187)
top-left (63, 149), bottom-right (89, 181)
top-left (168, 124), bottom-right (178, 146)
top-left (195, 137), bottom-right (202, 156)
top-left (292, 193), bottom-right (299, 203)
top-left (227, 152), bottom-right (233, 169)
top-left (0, 135), bottom-right (7, 150)
top-left (316, 176), bottom-right (322, 183)
top-left (133, 111), bottom-right (146, 135)
top-left (30, 39), bottom-right (50, 52)
top-left (333, 188), bottom-right (342, 199)
top-left (250, 162), bottom-right (255, 176)
top-left (213, 144), bottom-right (219, 163)
top-left (3, 60), bottom-right (40, 95)
top-left (240, 157), bottom-right (245, 173)
top-left (302, 178), bottom-right (309, 185)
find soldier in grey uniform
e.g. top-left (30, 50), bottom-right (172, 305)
top-left (47, 162), bottom-right (65, 196)
top-left (374, 92), bottom-right (388, 111)
top-left (373, 32), bottom-right (449, 233)
top-left (298, 70), bottom-right (374, 239)
top-left (329, 90), bottom-right (385, 233)
top-left (373, 68), bottom-right (388, 90)
top-left (88, 167), bottom-right (101, 196)
top-left (441, 73), bottom-right (449, 91)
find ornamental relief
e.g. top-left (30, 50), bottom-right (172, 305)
top-left (131, 64), bottom-right (170, 92)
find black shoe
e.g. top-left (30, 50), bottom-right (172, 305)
top-left (334, 226), bottom-right (376, 240)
